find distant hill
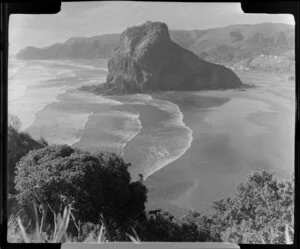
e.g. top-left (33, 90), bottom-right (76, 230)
top-left (172, 23), bottom-right (294, 61)
top-left (17, 23), bottom-right (295, 72)
top-left (17, 34), bottom-right (120, 60)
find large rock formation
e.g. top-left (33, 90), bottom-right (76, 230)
top-left (86, 21), bottom-right (243, 94)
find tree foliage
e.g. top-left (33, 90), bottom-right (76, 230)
top-left (8, 114), bottom-right (22, 131)
top-left (8, 125), bottom-right (46, 195)
top-left (207, 171), bottom-right (294, 243)
top-left (132, 209), bottom-right (209, 242)
top-left (180, 210), bottom-right (219, 241)
top-left (14, 145), bottom-right (147, 240)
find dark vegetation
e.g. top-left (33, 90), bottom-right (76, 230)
top-left (8, 120), bottom-right (47, 196)
top-left (8, 121), bottom-right (294, 243)
top-left (14, 145), bottom-right (147, 241)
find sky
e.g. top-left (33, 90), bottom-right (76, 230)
top-left (9, 1), bottom-right (295, 54)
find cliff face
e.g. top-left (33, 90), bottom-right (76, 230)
top-left (102, 21), bottom-right (243, 94)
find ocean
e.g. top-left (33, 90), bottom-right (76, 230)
top-left (8, 58), bottom-right (193, 181)
top-left (8, 58), bottom-right (295, 214)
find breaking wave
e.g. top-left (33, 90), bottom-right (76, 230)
top-left (122, 94), bottom-right (194, 181)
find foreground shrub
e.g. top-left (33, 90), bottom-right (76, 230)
top-left (7, 204), bottom-right (72, 243)
top-left (180, 210), bottom-right (220, 241)
top-left (8, 125), bottom-right (46, 195)
top-left (15, 145), bottom-right (147, 240)
top-left (208, 170), bottom-right (294, 244)
top-left (132, 209), bottom-right (207, 242)
top-left (7, 203), bottom-right (142, 243)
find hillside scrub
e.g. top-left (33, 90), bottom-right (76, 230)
top-left (8, 125), bottom-right (47, 196)
top-left (14, 145), bottom-right (147, 240)
top-left (203, 171), bottom-right (294, 243)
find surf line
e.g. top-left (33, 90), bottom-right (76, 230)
top-left (129, 95), bottom-right (194, 182)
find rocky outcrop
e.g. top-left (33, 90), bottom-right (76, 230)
top-left (82, 21), bottom-right (243, 94)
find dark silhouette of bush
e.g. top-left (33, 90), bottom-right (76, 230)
top-left (132, 209), bottom-right (207, 242)
top-left (8, 125), bottom-right (46, 196)
top-left (180, 210), bottom-right (220, 241)
top-left (8, 115), bottom-right (22, 131)
top-left (14, 145), bottom-right (147, 240)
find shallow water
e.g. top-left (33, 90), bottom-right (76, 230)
top-left (9, 59), bottom-right (193, 179)
top-left (8, 59), bottom-right (108, 130)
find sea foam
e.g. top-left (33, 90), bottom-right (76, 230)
top-left (39, 59), bottom-right (103, 70)
top-left (9, 60), bottom-right (64, 130)
top-left (144, 98), bottom-right (193, 180)
top-left (71, 91), bottom-right (124, 105)
top-left (124, 94), bottom-right (193, 181)
top-left (96, 110), bottom-right (143, 155)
